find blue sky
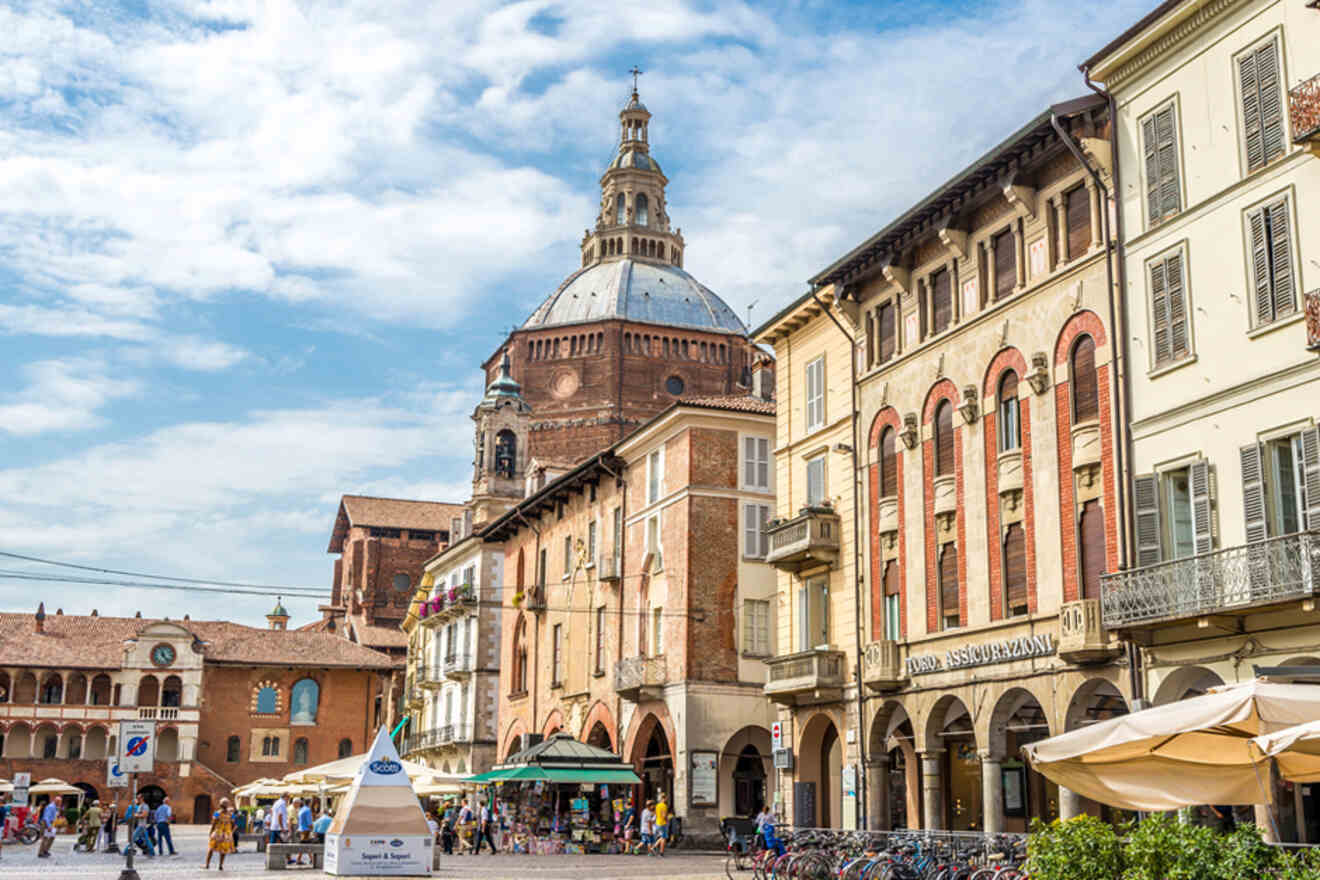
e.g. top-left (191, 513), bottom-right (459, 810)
top-left (0, 0), bottom-right (1154, 626)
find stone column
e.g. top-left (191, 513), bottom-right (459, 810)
top-left (1087, 180), bottom-right (1102, 249)
top-left (1012, 221), bottom-right (1026, 289)
top-left (1053, 196), bottom-right (1069, 266)
top-left (1058, 786), bottom-right (1084, 820)
top-left (867, 757), bottom-right (891, 830)
top-left (920, 751), bottom-right (944, 830)
top-left (981, 754), bottom-right (1005, 834)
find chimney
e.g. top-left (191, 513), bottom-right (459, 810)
top-left (751, 354), bottom-right (776, 401)
top-left (34, 602), bottom-right (45, 633)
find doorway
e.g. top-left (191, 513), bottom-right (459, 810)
top-left (733, 745), bottom-right (766, 816)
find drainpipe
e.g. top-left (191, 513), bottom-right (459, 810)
top-left (599, 457), bottom-right (627, 757)
top-left (514, 507), bottom-right (543, 730)
top-left (810, 288), bottom-right (867, 830)
top-left (1080, 69), bottom-right (1143, 708)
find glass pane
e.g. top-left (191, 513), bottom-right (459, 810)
top-left (1270, 437), bottom-right (1302, 535)
top-left (1165, 468), bottom-right (1195, 559)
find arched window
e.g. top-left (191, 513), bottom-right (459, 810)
top-left (226, 735), bottom-right (240, 762)
top-left (39, 675), bottom-right (63, 705)
top-left (261, 735), bottom-right (280, 757)
top-left (338, 738), bottom-right (353, 758)
top-left (879, 427), bottom-right (897, 498)
top-left (512, 615), bottom-right (528, 694)
top-left (997, 371), bottom-right (1021, 452)
top-left (293, 738), bottom-right (309, 765)
top-left (636, 193), bottom-right (649, 226)
top-left (1071, 335), bottom-right (1099, 423)
top-left (161, 675), bottom-right (182, 708)
top-left (495, 430), bottom-right (517, 478)
top-left (255, 686), bottom-right (277, 715)
top-left (934, 400), bottom-right (955, 476)
top-left (615, 193), bottom-right (625, 225)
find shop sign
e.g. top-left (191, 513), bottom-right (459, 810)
top-left (690, 750), bottom-right (718, 806)
top-left (12, 772), bottom-right (29, 807)
top-left (905, 634), bottom-right (1055, 676)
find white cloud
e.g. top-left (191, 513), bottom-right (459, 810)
top-left (0, 359), bottom-right (140, 436)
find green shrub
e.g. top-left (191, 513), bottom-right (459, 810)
top-left (1025, 814), bottom-right (1124, 880)
top-left (1217, 824), bottom-right (1282, 880)
top-left (1276, 846), bottom-right (1320, 880)
top-left (1121, 814), bottom-right (1225, 880)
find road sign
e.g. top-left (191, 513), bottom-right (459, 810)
top-left (12, 772), bottom-right (30, 807)
top-left (107, 758), bottom-right (128, 788)
top-left (118, 720), bottom-right (156, 773)
top-left (771, 721), bottom-right (782, 749)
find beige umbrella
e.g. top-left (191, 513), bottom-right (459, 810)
top-left (1250, 720), bottom-right (1320, 782)
top-left (29, 779), bottom-right (85, 800)
top-left (282, 752), bottom-right (433, 785)
top-left (1023, 679), bottom-right (1320, 810)
top-left (413, 773), bottom-right (468, 797)
top-left (0, 779), bottom-right (12, 794)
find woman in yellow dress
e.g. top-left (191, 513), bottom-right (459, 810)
top-left (205, 798), bottom-right (237, 870)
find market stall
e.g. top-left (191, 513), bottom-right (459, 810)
top-left (466, 734), bottom-right (641, 855)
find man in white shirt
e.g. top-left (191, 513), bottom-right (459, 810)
top-left (270, 795), bottom-right (289, 847)
top-left (37, 796), bottom-right (62, 858)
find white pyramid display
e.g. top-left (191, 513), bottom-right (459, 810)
top-left (324, 726), bottom-right (432, 876)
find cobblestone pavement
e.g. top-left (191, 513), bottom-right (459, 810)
top-left (0, 827), bottom-right (729, 880)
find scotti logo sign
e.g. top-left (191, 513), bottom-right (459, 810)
top-left (390, 839), bottom-right (404, 847)
top-left (368, 757), bottom-right (402, 775)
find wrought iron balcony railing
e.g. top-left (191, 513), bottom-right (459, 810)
top-left (403, 722), bottom-right (476, 754)
top-left (1101, 531), bottom-right (1320, 629)
top-left (614, 655), bottom-right (667, 700)
top-left (1291, 72), bottom-right (1320, 144)
top-left (764, 648), bottom-right (846, 705)
top-left (1305, 289), bottom-right (1320, 351)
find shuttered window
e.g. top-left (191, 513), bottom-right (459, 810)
top-left (883, 561), bottom-right (901, 642)
top-left (934, 401), bottom-right (955, 477)
top-left (998, 371), bottom-right (1020, 452)
top-left (1238, 38), bottom-right (1285, 173)
top-left (877, 300), bottom-right (896, 363)
top-left (993, 229), bottom-right (1016, 300)
top-left (1247, 199), bottom-right (1295, 326)
top-left (805, 356), bottom-right (825, 432)
top-left (1078, 500), bottom-right (1106, 600)
top-left (931, 267), bottom-right (952, 334)
top-left (1066, 186), bottom-right (1091, 260)
top-left (1134, 474), bottom-right (1162, 567)
top-left (1142, 103), bottom-right (1182, 224)
top-left (1303, 428), bottom-right (1320, 532)
top-left (744, 436), bottom-right (770, 489)
top-left (939, 544), bottom-right (960, 629)
top-left (880, 427), bottom-right (898, 498)
top-left (742, 599), bottom-right (770, 656)
top-left (1240, 443), bottom-right (1267, 544)
top-left (1190, 459), bottom-right (1215, 555)
top-left (744, 503), bottom-right (769, 558)
top-left (865, 311), bottom-right (875, 366)
top-left (1149, 251), bottom-right (1191, 366)
top-left (1070, 335), bottom-right (1099, 424)
top-left (806, 455), bottom-right (827, 507)
top-left (1003, 523), bottom-right (1028, 616)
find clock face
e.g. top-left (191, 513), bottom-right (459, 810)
top-left (151, 643), bottom-right (176, 667)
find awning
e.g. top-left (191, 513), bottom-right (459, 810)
top-left (468, 766), bottom-right (641, 785)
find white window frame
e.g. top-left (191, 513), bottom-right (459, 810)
top-left (647, 447), bottom-right (664, 504)
top-left (742, 435), bottom-right (772, 492)
top-left (744, 502), bottom-right (770, 559)
top-left (805, 356), bottom-right (826, 433)
top-left (741, 598), bottom-right (771, 656)
top-left (806, 454), bottom-right (827, 507)
top-left (586, 520), bottom-right (597, 568)
top-left (563, 534), bottom-right (573, 579)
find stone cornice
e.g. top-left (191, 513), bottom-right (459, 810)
top-left (1101, 0), bottom-right (1242, 90)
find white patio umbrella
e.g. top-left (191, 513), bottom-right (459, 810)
top-left (1022, 679), bottom-right (1320, 810)
top-left (1250, 720), bottom-right (1320, 782)
top-left (413, 773), bottom-right (469, 797)
top-left (28, 779), bottom-right (85, 803)
top-left (282, 753), bottom-right (433, 785)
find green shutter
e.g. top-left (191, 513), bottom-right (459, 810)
top-left (1166, 253), bottom-right (1188, 359)
top-left (1134, 474), bottom-right (1162, 567)
top-left (1143, 115), bottom-right (1161, 224)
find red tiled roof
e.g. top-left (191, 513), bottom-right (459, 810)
top-left (346, 616), bottom-right (408, 649)
top-left (0, 612), bottom-right (395, 670)
top-left (677, 395), bottom-right (776, 415)
top-left (328, 494), bottom-right (466, 553)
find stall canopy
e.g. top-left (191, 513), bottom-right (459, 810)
top-left (469, 733), bottom-right (642, 785)
top-left (1251, 720), bottom-right (1320, 783)
top-left (1022, 679), bottom-right (1320, 810)
top-left (283, 752), bottom-right (434, 785)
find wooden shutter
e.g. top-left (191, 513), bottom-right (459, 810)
top-left (1067, 186), bottom-right (1091, 259)
top-left (1003, 523), bottom-right (1028, 612)
top-left (744, 503), bottom-right (759, 557)
top-left (881, 428), bottom-right (897, 497)
top-left (878, 301), bottom-right (896, 363)
top-left (1302, 427), bottom-right (1320, 531)
top-left (1144, 105), bottom-right (1181, 224)
top-left (1134, 473), bottom-right (1162, 567)
top-left (743, 599), bottom-right (756, 654)
top-left (1256, 41), bottom-right (1285, 166)
top-left (1249, 207), bottom-right (1273, 325)
top-left (1143, 114), bottom-right (1161, 224)
top-left (1166, 253), bottom-right (1188, 359)
top-left (935, 402), bottom-right (954, 476)
top-left (865, 311), bottom-right (875, 366)
top-left (1191, 459), bottom-right (1214, 555)
top-left (1150, 257), bottom-right (1171, 364)
top-left (1079, 500), bottom-right (1107, 600)
top-left (1071, 336), bottom-right (1099, 423)
top-left (1267, 200), bottom-right (1295, 318)
top-left (744, 437), bottom-right (756, 487)
top-left (884, 560), bottom-right (900, 596)
top-left (994, 230), bottom-right (1015, 299)
top-left (1240, 49), bottom-right (1265, 171)
top-left (939, 544), bottom-right (959, 626)
top-left (932, 268), bottom-right (952, 334)
top-left (1241, 443), bottom-right (1267, 543)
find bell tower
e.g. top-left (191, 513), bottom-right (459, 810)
top-left (471, 351), bottom-right (531, 528)
top-left (580, 76), bottom-right (685, 269)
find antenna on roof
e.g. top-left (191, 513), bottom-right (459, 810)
top-left (745, 300), bottom-right (758, 333)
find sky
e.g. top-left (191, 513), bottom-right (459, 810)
top-left (0, 0), bottom-right (1155, 627)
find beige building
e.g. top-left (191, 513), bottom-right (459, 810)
top-left (1084, 0), bottom-right (1320, 841)
top-left (756, 98), bottom-right (1137, 832)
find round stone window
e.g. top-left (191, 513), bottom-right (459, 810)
top-left (665, 375), bottom-right (685, 396)
top-left (392, 573), bottom-right (411, 592)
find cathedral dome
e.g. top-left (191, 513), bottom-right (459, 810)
top-left (522, 259), bottom-right (747, 336)
top-left (608, 148), bottom-right (662, 174)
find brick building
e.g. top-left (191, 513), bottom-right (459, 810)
top-left (483, 394), bottom-right (779, 838)
top-left (0, 605), bottom-right (394, 822)
top-left (755, 98), bottom-right (1130, 831)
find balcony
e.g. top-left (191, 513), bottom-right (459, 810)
top-left (764, 648), bottom-right (846, 706)
top-left (861, 640), bottom-right (906, 692)
top-left (599, 557), bottom-right (622, 583)
top-left (1291, 72), bottom-right (1320, 152)
top-left (614, 655), bottom-right (667, 701)
top-left (405, 723), bottom-right (476, 754)
top-left (418, 666), bottom-right (446, 689)
top-left (417, 585), bottom-right (479, 625)
top-left (443, 653), bottom-right (474, 678)
top-left (1058, 599), bottom-right (1119, 663)
top-left (764, 508), bottom-right (842, 572)
top-left (1101, 531), bottom-right (1320, 632)
top-left (1305, 289), bottom-right (1319, 351)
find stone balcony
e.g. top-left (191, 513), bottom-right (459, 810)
top-left (764, 507), bottom-right (842, 572)
top-left (861, 640), bottom-right (906, 692)
top-left (1101, 531), bottom-right (1320, 633)
top-left (1058, 598), bottom-right (1119, 663)
top-left (443, 653), bottom-right (474, 679)
top-left (764, 648), bottom-right (846, 706)
top-left (614, 655), bottom-right (667, 701)
top-left (418, 665), bottom-right (446, 689)
top-left (0, 704), bottom-right (198, 723)
top-left (403, 722), bottom-right (476, 756)
top-left (1291, 71), bottom-right (1320, 154)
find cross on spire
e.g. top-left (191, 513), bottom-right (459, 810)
top-left (629, 65), bottom-right (643, 93)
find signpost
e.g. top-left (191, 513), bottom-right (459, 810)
top-left (107, 759), bottom-right (128, 788)
top-left (12, 772), bottom-right (30, 807)
top-left (117, 720), bottom-right (154, 880)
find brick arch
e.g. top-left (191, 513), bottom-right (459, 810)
top-left (921, 379), bottom-right (967, 633)
top-left (981, 347), bottom-right (1029, 399)
top-left (540, 708), bottom-right (566, 738)
top-left (1053, 309), bottom-right (1108, 367)
top-left (579, 700), bottom-right (617, 752)
top-left (868, 406), bottom-right (907, 640)
top-left (981, 346), bottom-right (1039, 620)
top-left (921, 378), bottom-right (960, 424)
top-left (621, 702), bottom-right (676, 769)
top-left (501, 717), bottom-right (528, 761)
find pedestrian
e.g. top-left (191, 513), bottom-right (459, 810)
top-left (473, 799), bottom-right (497, 854)
top-left (269, 793), bottom-right (289, 849)
top-left (654, 793), bottom-right (669, 857)
top-left (78, 800), bottom-right (103, 852)
top-left (141, 796), bottom-right (158, 850)
top-left (639, 799), bottom-right (656, 856)
top-left (295, 798), bottom-right (314, 864)
top-left (253, 805), bottom-right (265, 833)
top-left (440, 804), bottom-right (455, 856)
top-left (620, 798), bottom-right (636, 849)
top-left (103, 798), bottom-right (119, 853)
top-left (155, 796), bottom-right (177, 856)
top-left (760, 807), bottom-right (784, 857)
top-left (205, 798), bottom-right (236, 871)
top-left (37, 795), bottom-right (62, 858)
top-left (313, 809), bottom-right (332, 844)
top-left (458, 799), bottom-right (474, 853)
top-left (0, 793), bottom-right (8, 860)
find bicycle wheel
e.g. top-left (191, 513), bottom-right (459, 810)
top-left (19, 826), bottom-right (40, 845)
